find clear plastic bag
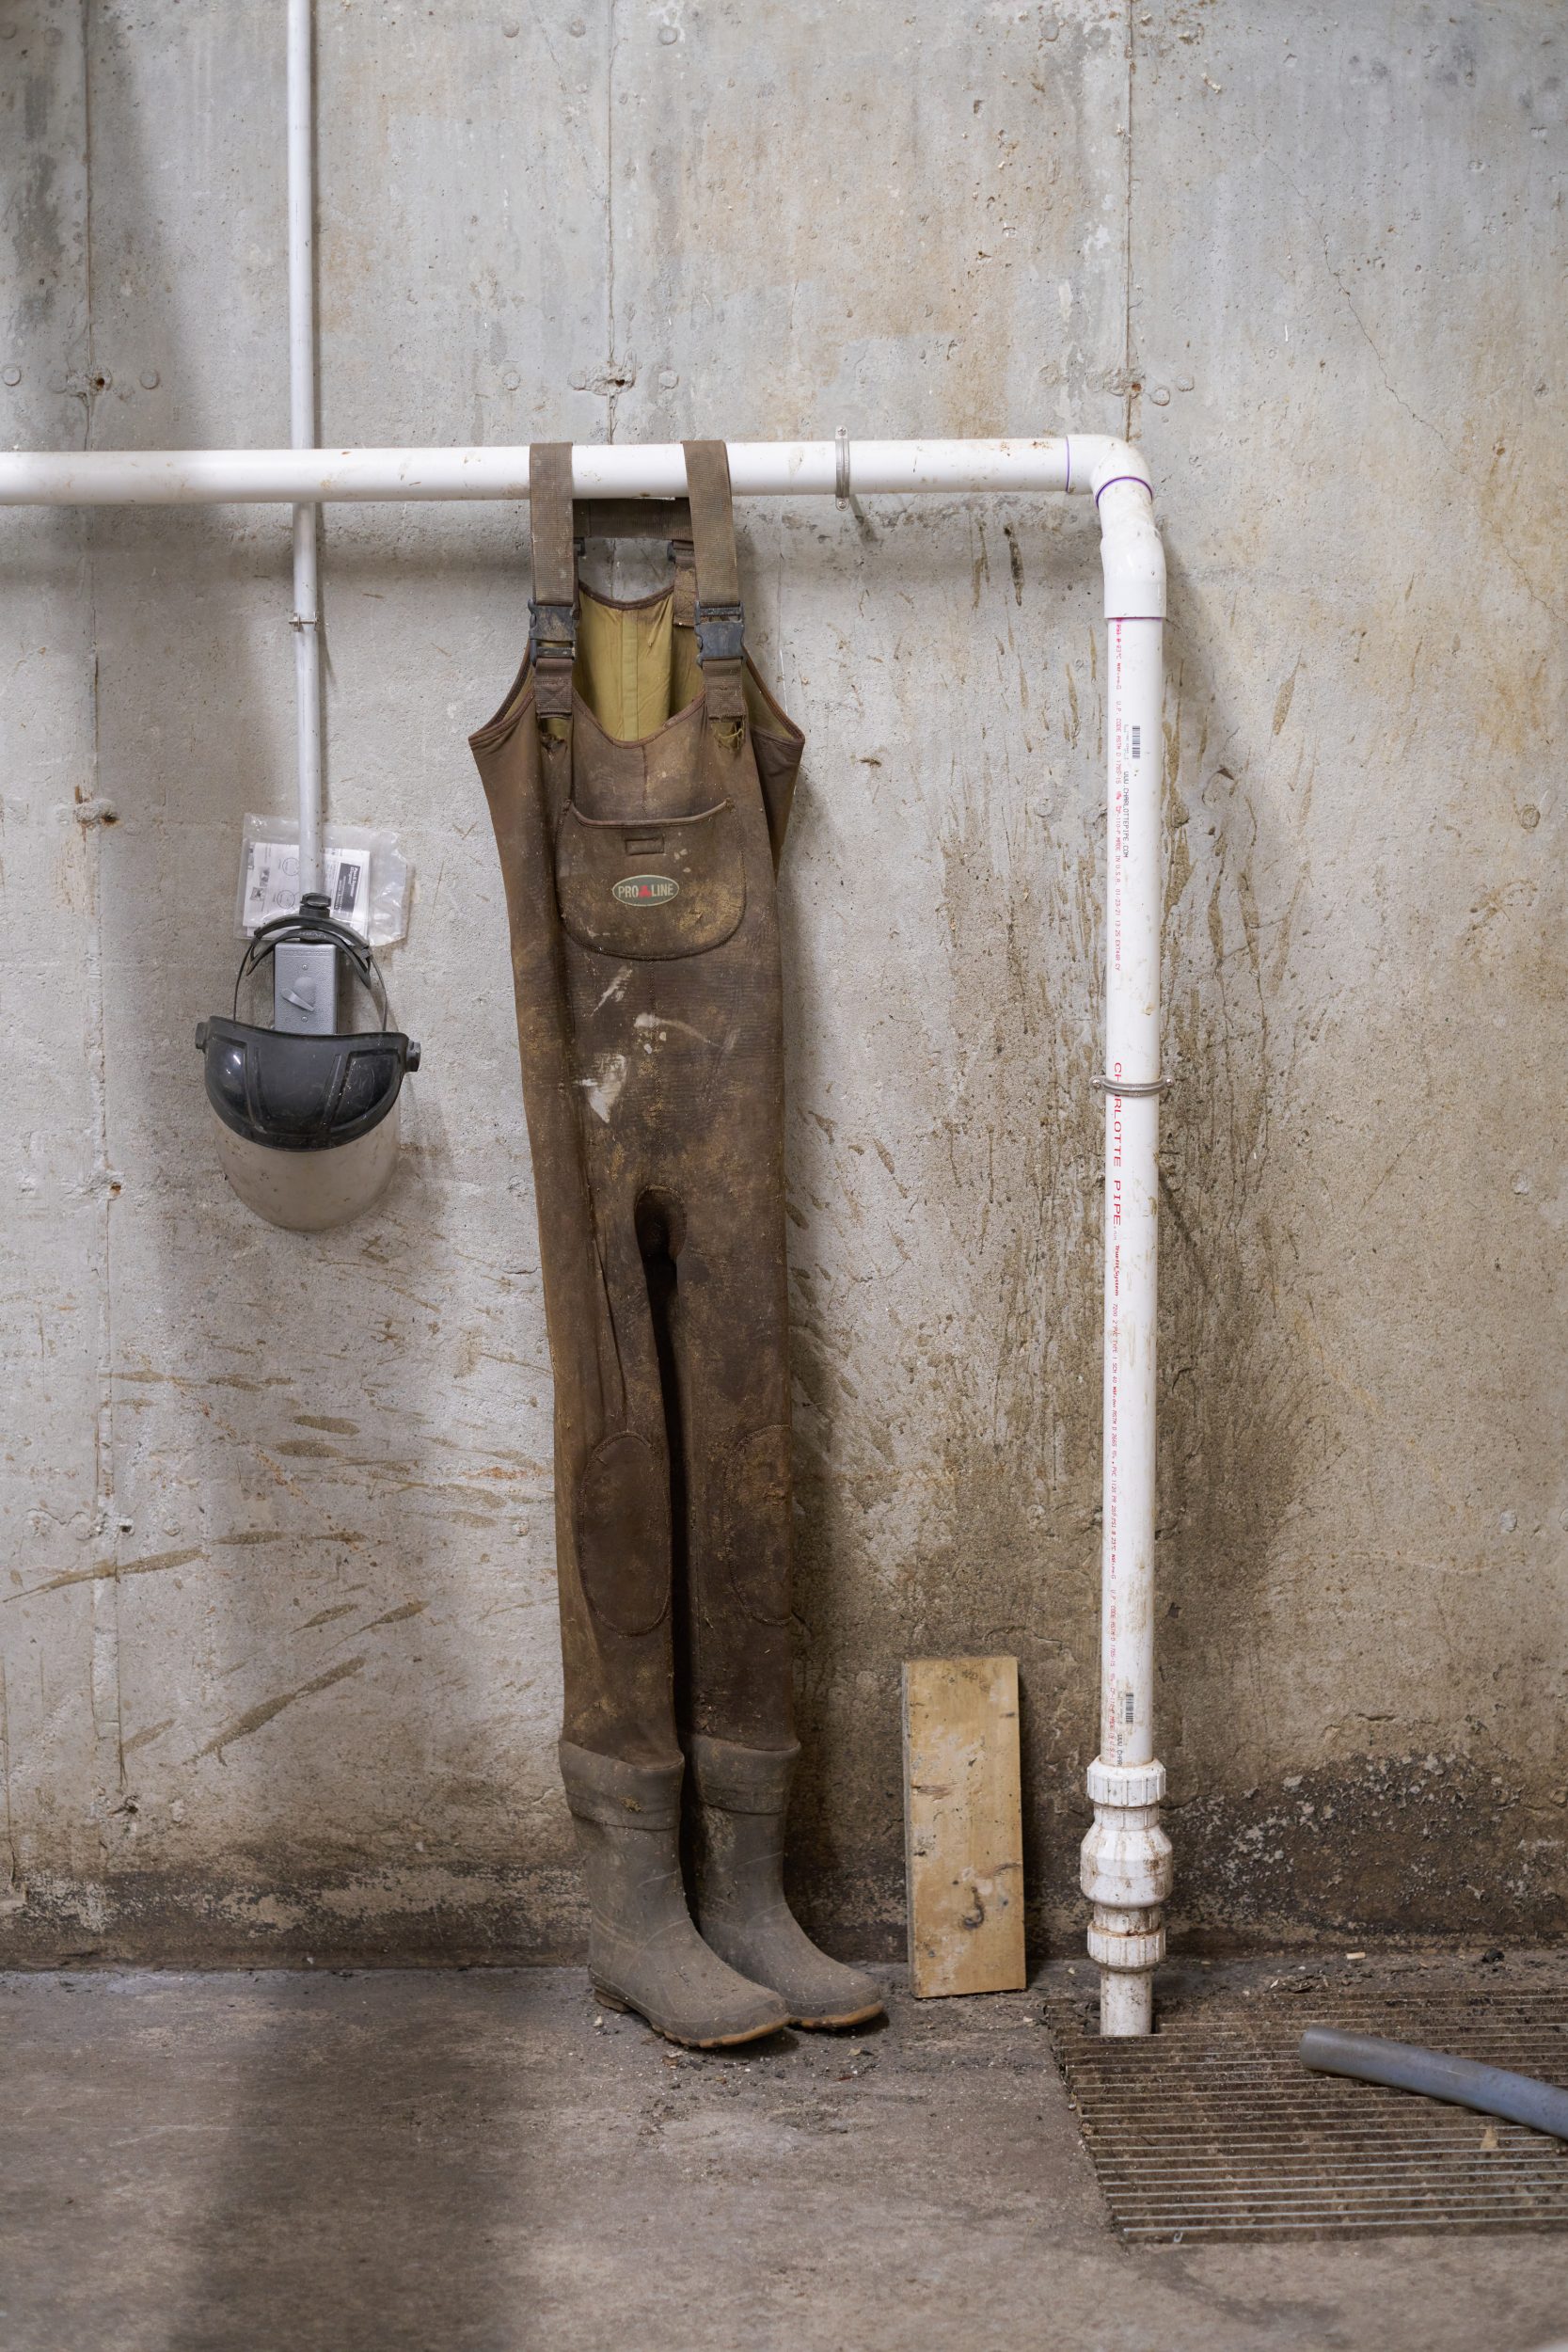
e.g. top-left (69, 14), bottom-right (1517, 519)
top-left (235, 816), bottom-right (410, 946)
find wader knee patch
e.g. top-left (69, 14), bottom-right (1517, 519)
top-left (577, 1433), bottom-right (671, 1637)
top-left (722, 1424), bottom-right (793, 1626)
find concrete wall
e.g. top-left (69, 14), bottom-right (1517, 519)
top-left (2, 0), bottom-right (1564, 1966)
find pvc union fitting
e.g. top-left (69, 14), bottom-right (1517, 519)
top-left (1087, 1911), bottom-right (1166, 1975)
top-left (1085, 1758), bottom-right (1164, 1808)
top-left (1080, 1754), bottom-right (1173, 1913)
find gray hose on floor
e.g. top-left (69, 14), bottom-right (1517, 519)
top-left (1299, 2026), bottom-right (1568, 2141)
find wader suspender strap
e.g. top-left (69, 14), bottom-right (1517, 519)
top-left (671, 537), bottom-right (697, 627)
top-left (683, 439), bottom-right (747, 737)
top-left (530, 442), bottom-right (577, 726)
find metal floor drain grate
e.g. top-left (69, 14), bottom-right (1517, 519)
top-left (1046, 1974), bottom-right (1568, 2242)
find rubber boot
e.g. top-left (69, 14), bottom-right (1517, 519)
top-left (689, 1736), bottom-right (885, 2030)
top-left (559, 1740), bottom-right (788, 2049)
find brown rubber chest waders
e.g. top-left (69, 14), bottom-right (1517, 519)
top-left (471, 445), bottom-right (880, 2044)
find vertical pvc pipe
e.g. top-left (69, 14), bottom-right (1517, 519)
top-left (287, 0), bottom-right (323, 898)
top-left (1102, 615), bottom-right (1163, 1775)
top-left (1080, 459), bottom-right (1172, 2036)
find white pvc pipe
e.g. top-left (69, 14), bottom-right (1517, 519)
top-left (287, 0), bottom-right (323, 896)
top-left (0, 429), bottom-right (1169, 2033)
top-left (0, 436), bottom-right (1094, 506)
top-left (1079, 464), bottom-right (1172, 2037)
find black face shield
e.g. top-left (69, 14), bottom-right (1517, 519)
top-left (197, 897), bottom-right (420, 1232)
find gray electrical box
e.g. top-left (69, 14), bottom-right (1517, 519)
top-left (273, 939), bottom-right (341, 1036)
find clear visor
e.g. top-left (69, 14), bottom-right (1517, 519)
top-left (212, 1096), bottom-right (403, 1232)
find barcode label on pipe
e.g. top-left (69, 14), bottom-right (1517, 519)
top-left (1123, 1688), bottom-right (1136, 1725)
top-left (1130, 725), bottom-right (1142, 759)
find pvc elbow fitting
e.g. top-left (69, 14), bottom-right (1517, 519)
top-left (1066, 437), bottom-right (1165, 620)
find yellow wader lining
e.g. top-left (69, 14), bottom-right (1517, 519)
top-left (575, 583), bottom-right (793, 745)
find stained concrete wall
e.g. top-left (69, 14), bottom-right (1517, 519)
top-left (1, 0), bottom-right (1564, 1965)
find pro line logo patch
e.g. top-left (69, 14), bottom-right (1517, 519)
top-left (611, 874), bottom-right (679, 907)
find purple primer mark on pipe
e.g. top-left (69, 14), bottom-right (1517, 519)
top-left (1095, 472), bottom-right (1154, 508)
top-left (1064, 439), bottom-right (1072, 492)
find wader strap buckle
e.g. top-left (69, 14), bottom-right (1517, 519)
top-left (694, 600), bottom-right (746, 727)
top-left (670, 537), bottom-right (697, 627)
top-left (530, 443), bottom-right (578, 729)
top-left (529, 599), bottom-right (577, 719)
top-left (694, 601), bottom-right (745, 665)
top-left (683, 440), bottom-right (748, 736)
top-left (529, 599), bottom-right (577, 664)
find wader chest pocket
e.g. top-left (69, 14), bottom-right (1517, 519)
top-left (554, 799), bottom-right (746, 961)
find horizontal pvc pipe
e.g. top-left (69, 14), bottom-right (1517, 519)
top-left (0, 434), bottom-right (1152, 513)
top-left (1300, 2027), bottom-right (1568, 2141)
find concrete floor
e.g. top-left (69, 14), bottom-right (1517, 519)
top-left (4, 1966), bottom-right (1567, 2352)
